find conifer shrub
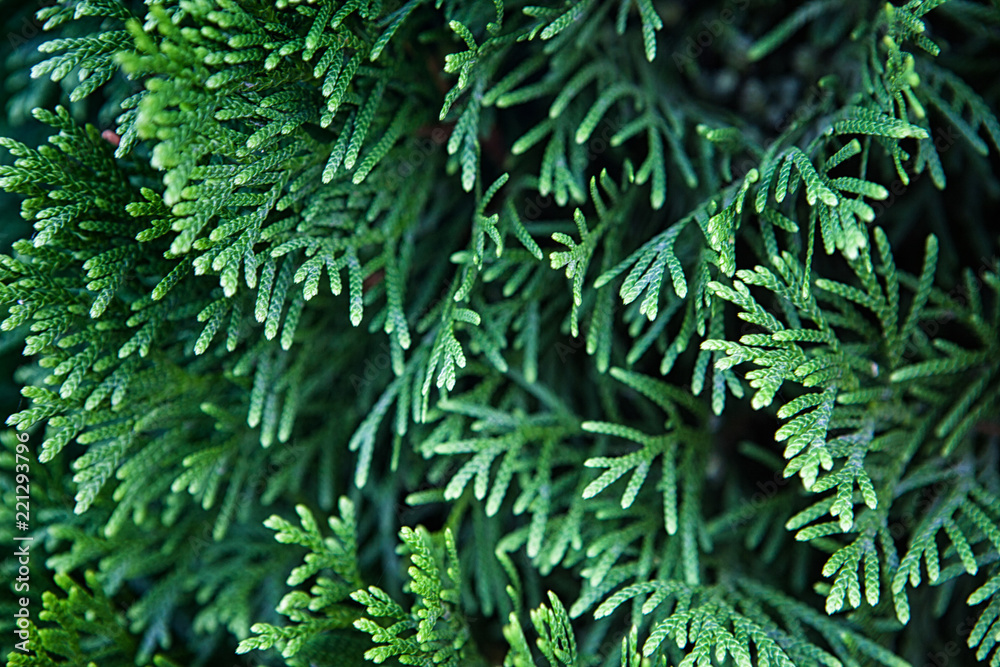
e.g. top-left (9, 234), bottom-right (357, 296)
top-left (1, 0), bottom-right (1000, 665)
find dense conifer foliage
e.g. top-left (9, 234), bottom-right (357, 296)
top-left (1, 0), bottom-right (999, 665)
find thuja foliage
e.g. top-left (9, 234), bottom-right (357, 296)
top-left (1, 0), bottom-right (1000, 665)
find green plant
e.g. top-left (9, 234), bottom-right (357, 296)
top-left (2, 0), bottom-right (999, 665)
